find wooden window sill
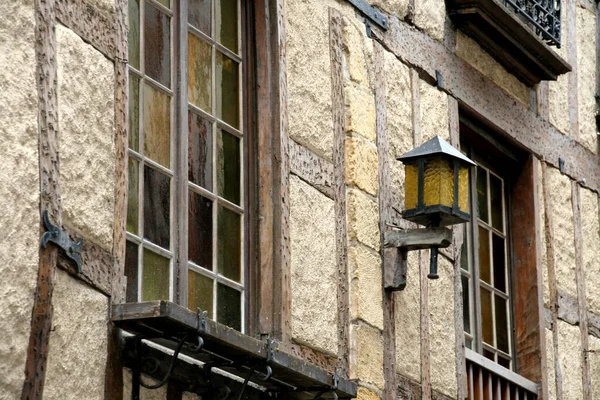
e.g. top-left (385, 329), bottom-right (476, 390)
top-left (446, 0), bottom-right (571, 85)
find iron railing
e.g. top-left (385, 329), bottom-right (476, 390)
top-left (503, 0), bottom-right (561, 47)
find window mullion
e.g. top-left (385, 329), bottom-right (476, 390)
top-left (470, 158), bottom-right (484, 355)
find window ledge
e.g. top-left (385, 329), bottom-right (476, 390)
top-left (112, 301), bottom-right (357, 399)
top-left (465, 348), bottom-right (538, 396)
top-left (446, 0), bottom-right (571, 85)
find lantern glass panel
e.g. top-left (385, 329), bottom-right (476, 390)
top-left (458, 164), bottom-right (469, 213)
top-left (405, 163), bottom-right (419, 210)
top-left (423, 157), bottom-right (454, 208)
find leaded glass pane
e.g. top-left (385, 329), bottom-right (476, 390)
top-left (189, 0), bottom-right (211, 35)
top-left (143, 84), bottom-right (171, 168)
top-left (216, 0), bottom-right (238, 53)
top-left (217, 283), bottom-right (241, 331)
top-left (144, 3), bottom-right (171, 88)
top-left (217, 129), bottom-right (240, 205)
top-left (216, 51), bottom-right (239, 128)
top-left (479, 226), bottom-right (491, 284)
top-left (188, 270), bottom-right (213, 317)
top-left (188, 33), bottom-right (212, 112)
top-left (144, 166), bottom-right (171, 249)
top-left (217, 206), bottom-right (241, 282)
top-left (477, 167), bottom-right (488, 222)
top-left (189, 191), bottom-right (213, 269)
top-left (127, 158), bottom-right (139, 234)
top-left (142, 248), bottom-right (170, 301)
top-left (188, 112), bottom-right (213, 189)
top-left (128, 0), bottom-right (140, 69)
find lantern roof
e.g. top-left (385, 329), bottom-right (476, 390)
top-left (397, 136), bottom-right (476, 166)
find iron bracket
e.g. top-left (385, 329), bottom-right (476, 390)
top-left (345, 0), bottom-right (388, 30)
top-left (40, 210), bottom-right (83, 273)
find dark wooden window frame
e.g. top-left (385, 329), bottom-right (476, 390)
top-left (460, 112), bottom-right (546, 387)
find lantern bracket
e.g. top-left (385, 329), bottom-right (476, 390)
top-left (383, 227), bottom-right (452, 291)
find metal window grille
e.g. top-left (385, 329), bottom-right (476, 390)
top-left (503, 0), bottom-right (562, 47)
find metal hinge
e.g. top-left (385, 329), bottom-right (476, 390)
top-left (41, 210), bottom-right (83, 273)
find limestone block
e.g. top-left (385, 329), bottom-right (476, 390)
top-left (182, 392), bottom-right (201, 400)
top-left (590, 335), bottom-right (600, 399)
top-left (384, 50), bottom-right (413, 209)
top-left (537, 159), bottom-right (549, 307)
top-left (395, 251), bottom-right (420, 381)
top-left (57, 25), bottom-right (116, 251)
top-left (349, 245), bottom-right (383, 329)
top-left (0, 1), bottom-right (39, 398)
top-left (547, 167), bottom-right (576, 299)
top-left (546, 328), bottom-right (557, 400)
top-left (357, 386), bottom-right (381, 400)
top-left (290, 175), bottom-right (338, 354)
top-left (371, 0), bottom-right (409, 19)
top-left (455, 32), bottom-right (529, 106)
top-left (581, 188), bottom-right (600, 314)
top-left (414, 0), bottom-right (446, 42)
top-left (577, 7), bottom-right (597, 154)
top-left (557, 321), bottom-right (583, 400)
top-left (123, 370), bottom-right (167, 400)
top-left (429, 255), bottom-right (457, 397)
top-left (353, 324), bottom-right (384, 389)
top-left (549, 73), bottom-right (570, 135)
top-left (88, 0), bottom-right (116, 14)
top-left (420, 81), bottom-right (449, 143)
top-left (45, 270), bottom-right (109, 399)
top-left (347, 188), bottom-right (381, 251)
top-left (346, 137), bottom-right (379, 196)
top-left (345, 83), bottom-right (377, 142)
top-left (343, 17), bottom-right (373, 85)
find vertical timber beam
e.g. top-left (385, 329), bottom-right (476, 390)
top-left (374, 41), bottom-right (397, 400)
top-left (572, 181), bottom-right (591, 399)
top-left (22, 0), bottom-right (60, 398)
top-left (329, 8), bottom-right (350, 377)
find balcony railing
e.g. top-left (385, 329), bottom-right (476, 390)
top-left (503, 0), bottom-right (561, 47)
top-left (466, 348), bottom-right (539, 400)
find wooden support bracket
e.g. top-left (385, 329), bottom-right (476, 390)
top-left (383, 228), bottom-right (452, 291)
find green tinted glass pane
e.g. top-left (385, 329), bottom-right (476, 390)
top-left (129, 75), bottom-right (140, 151)
top-left (189, 191), bottom-right (213, 269)
top-left (189, 0), bottom-right (211, 35)
top-left (125, 240), bottom-right (139, 302)
top-left (478, 226), bottom-right (491, 284)
top-left (495, 295), bottom-right (509, 353)
top-left (142, 248), bottom-right (170, 301)
top-left (217, 129), bottom-right (240, 204)
top-left (462, 275), bottom-right (470, 334)
top-left (493, 233), bottom-right (506, 292)
top-left (465, 337), bottom-right (473, 349)
top-left (144, 166), bottom-right (171, 249)
top-left (143, 84), bottom-right (171, 167)
top-left (217, 206), bottom-right (241, 282)
top-left (127, 158), bottom-right (139, 234)
top-left (188, 33), bottom-right (212, 112)
top-left (156, 0), bottom-right (170, 8)
top-left (188, 112), bottom-right (213, 189)
top-left (216, 51), bottom-right (239, 128)
top-left (460, 225), bottom-right (468, 271)
top-left (145, 3), bottom-right (171, 87)
top-left (481, 287), bottom-right (493, 345)
top-left (188, 270), bottom-right (213, 317)
top-left (217, 283), bottom-right (241, 330)
top-left (490, 173), bottom-right (503, 232)
top-left (477, 167), bottom-right (488, 222)
top-left (216, 0), bottom-right (238, 53)
top-left (128, 0), bottom-right (140, 69)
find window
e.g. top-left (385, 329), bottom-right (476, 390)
top-left (125, 0), bottom-right (248, 332)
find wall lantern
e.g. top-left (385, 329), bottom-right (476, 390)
top-left (384, 136), bottom-right (476, 290)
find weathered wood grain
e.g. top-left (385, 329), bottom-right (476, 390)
top-left (55, 0), bottom-right (116, 60)
top-left (289, 139), bottom-right (334, 199)
top-left (329, 7), bottom-right (350, 378)
top-left (290, 342), bottom-right (338, 374)
top-left (384, 228), bottom-right (452, 250)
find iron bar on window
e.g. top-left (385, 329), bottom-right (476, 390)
top-left (503, 0), bottom-right (561, 47)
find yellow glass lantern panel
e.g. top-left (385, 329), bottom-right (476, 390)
top-left (423, 158), bottom-right (454, 208)
top-left (458, 165), bottom-right (469, 213)
top-left (405, 163), bottom-right (419, 210)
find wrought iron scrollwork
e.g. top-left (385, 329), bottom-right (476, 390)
top-left (503, 0), bottom-right (562, 47)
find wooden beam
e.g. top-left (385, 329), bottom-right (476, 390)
top-left (384, 228), bottom-right (452, 250)
top-left (289, 139), bottom-right (335, 199)
top-left (329, 7), bottom-right (350, 378)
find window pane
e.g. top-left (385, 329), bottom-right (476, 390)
top-left (493, 233), bottom-right (506, 292)
top-left (129, 75), bottom-right (140, 151)
top-left (188, 270), bottom-right (213, 317)
top-left (483, 348), bottom-right (495, 361)
top-left (465, 337), bottom-right (473, 349)
top-left (143, 84), bottom-right (171, 168)
top-left (217, 129), bottom-right (240, 205)
top-left (462, 275), bottom-right (471, 334)
top-left (495, 295), bottom-right (509, 353)
top-left (460, 225), bottom-right (468, 271)
top-left (189, 191), bottom-right (213, 269)
top-left (477, 166), bottom-right (488, 222)
top-left (142, 248), bottom-right (170, 301)
top-left (125, 240), bottom-right (139, 302)
top-left (144, 166), bottom-right (171, 249)
top-left (189, 0), bottom-right (211, 36)
top-left (490, 173), bottom-right (503, 232)
top-left (481, 287), bottom-right (493, 345)
top-left (216, 51), bottom-right (239, 129)
top-left (188, 33), bottom-right (212, 112)
top-left (188, 112), bottom-right (213, 190)
top-left (498, 355), bottom-right (511, 369)
top-left (478, 226), bottom-right (491, 284)
top-left (156, 0), bottom-right (169, 8)
top-left (217, 206), bottom-right (241, 282)
top-left (144, 3), bottom-right (171, 88)
top-left (216, 0), bottom-right (238, 53)
top-left (128, 0), bottom-right (140, 69)
top-left (127, 158), bottom-right (139, 234)
top-left (217, 283), bottom-right (241, 330)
